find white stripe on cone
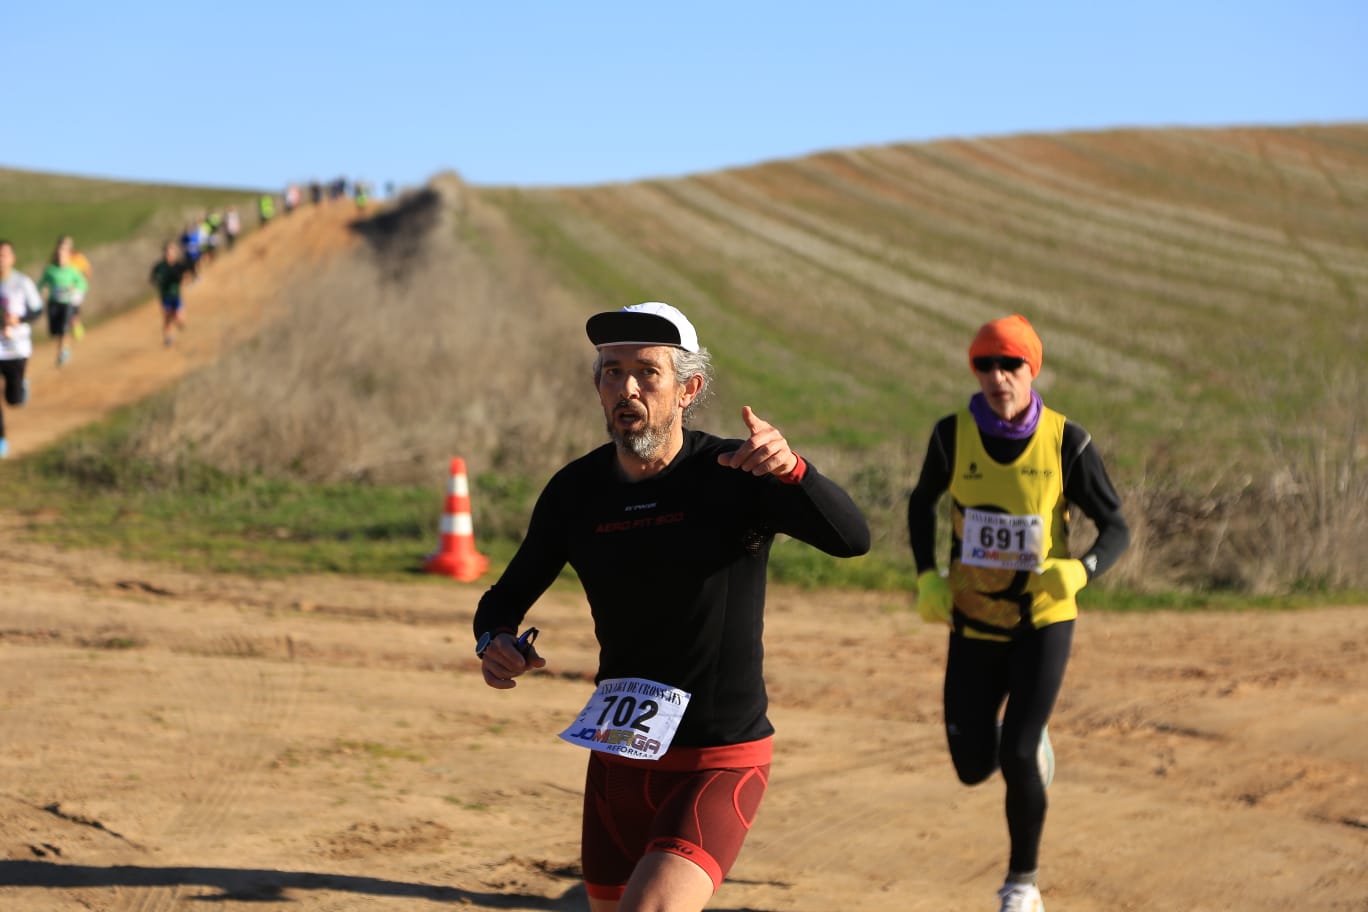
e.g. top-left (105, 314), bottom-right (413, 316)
top-left (440, 514), bottom-right (474, 535)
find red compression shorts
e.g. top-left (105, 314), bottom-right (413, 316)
top-left (580, 737), bottom-right (772, 901)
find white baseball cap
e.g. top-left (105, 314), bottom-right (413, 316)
top-left (585, 301), bottom-right (700, 353)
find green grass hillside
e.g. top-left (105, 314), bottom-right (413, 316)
top-left (0, 167), bottom-right (260, 320)
top-left (5, 126), bottom-right (1367, 599)
top-left (484, 126), bottom-right (1367, 465)
top-left (476, 125), bottom-right (1368, 594)
top-left (0, 167), bottom-right (258, 256)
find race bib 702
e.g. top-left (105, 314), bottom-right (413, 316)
top-left (558, 677), bottom-right (691, 761)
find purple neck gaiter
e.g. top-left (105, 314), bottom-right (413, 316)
top-left (969, 390), bottom-right (1042, 440)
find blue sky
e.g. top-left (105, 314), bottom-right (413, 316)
top-left (6, 1), bottom-right (1364, 192)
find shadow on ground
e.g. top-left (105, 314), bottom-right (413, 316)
top-left (0, 860), bottom-right (779, 910)
top-left (0, 860), bottom-right (579, 907)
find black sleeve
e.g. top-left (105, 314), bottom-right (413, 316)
top-left (906, 416), bottom-right (955, 574)
top-left (1061, 421), bottom-right (1131, 579)
top-left (765, 460), bottom-right (871, 557)
top-left (471, 474), bottom-right (572, 640)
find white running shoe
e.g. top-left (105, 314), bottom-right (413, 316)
top-left (998, 881), bottom-right (1044, 912)
top-left (1037, 726), bottom-right (1055, 789)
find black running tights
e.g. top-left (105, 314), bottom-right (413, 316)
top-left (943, 620), bottom-right (1074, 874)
top-left (0, 358), bottom-right (27, 438)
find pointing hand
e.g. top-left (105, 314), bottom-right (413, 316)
top-left (716, 406), bottom-right (798, 477)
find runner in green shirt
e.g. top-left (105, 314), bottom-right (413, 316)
top-left (37, 241), bottom-right (89, 367)
top-left (149, 241), bottom-right (195, 346)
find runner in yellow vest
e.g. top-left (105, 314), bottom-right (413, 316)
top-left (907, 314), bottom-right (1130, 912)
top-left (63, 237), bottom-right (91, 342)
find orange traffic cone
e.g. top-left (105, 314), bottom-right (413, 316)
top-left (424, 457), bottom-right (490, 581)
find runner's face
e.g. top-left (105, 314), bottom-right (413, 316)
top-left (0, 245), bottom-right (13, 274)
top-left (597, 344), bottom-right (684, 460)
top-left (974, 357), bottom-right (1034, 421)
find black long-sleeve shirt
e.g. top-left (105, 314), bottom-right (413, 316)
top-left (475, 429), bottom-right (871, 747)
top-left (907, 414), bottom-right (1130, 579)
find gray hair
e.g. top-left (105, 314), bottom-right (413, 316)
top-left (593, 346), bottom-right (715, 426)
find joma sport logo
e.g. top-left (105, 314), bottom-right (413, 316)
top-left (571, 727), bottom-right (663, 755)
top-left (963, 461), bottom-right (983, 480)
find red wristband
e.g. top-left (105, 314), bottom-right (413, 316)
top-left (776, 454), bottom-right (807, 484)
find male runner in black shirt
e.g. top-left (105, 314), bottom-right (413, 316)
top-left (474, 301), bottom-right (870, 911)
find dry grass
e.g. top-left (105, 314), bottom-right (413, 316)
top-left (127, 177), bottom-right (600, 486)
top-left (1115, 448), bottom-right (1366, 595)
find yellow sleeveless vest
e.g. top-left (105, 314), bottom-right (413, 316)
top-left (947, 406), bottom-right (1075, 638)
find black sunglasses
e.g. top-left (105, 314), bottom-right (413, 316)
top-left (972, 356), bottom-right (1027, 373)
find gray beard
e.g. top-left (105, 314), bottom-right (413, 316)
top-left (608, 409), bottom-right (675, 462)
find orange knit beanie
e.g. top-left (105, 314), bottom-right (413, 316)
top-left (968, 314), bottom-right (1043, 377)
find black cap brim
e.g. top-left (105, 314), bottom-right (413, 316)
top-left (586, 312), bottom-right (683, 349)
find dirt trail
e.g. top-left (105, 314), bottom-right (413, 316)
top-left (8, 201), bottom-right (362, 459)
top-left (0, 539), bottom-right (1364, 912)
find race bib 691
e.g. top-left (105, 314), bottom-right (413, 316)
top-left (961, 508), bottom-right (1044, 571)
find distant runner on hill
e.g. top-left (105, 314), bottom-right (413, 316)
top-left (149, 241), bottom-right (195, 347)
top-left (204, 211), bottom-right (223, 260)
top-left (37, 238), bottom-right (89, 367)
top-left (179, 222), bottom-right (204, 271)
top-left (224, 206), bottom-right (242, 250)
top-left (61, 236), bottom-right (91, 343)
top-left (258, 194), bottom-right (275, 226)
top-left (0, 240), bottom-right (44, 458)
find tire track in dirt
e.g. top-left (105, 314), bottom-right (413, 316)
top-left (0, 536), bottom-right (313, 911)
top-left (111, 657), bottom-right (304, 912)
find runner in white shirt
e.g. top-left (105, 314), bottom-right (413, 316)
top-left (0, 240), bottom-right (44, 457)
